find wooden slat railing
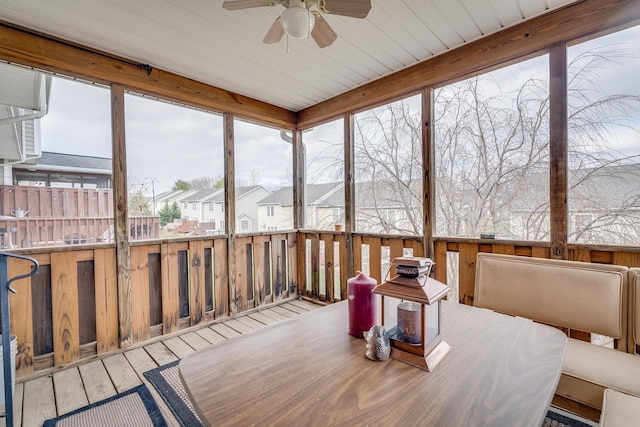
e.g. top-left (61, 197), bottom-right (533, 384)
top-left (7, 231), bottom-right (296, 380)
top-left (9, 231), bottom-right (640, 380)
top-left (297, 231), bottom-right (424, 302)
top-left (433, 237), bottom-right (640, 305)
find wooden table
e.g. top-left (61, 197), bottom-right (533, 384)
top-left (180, 301), bottom-right (567, 426)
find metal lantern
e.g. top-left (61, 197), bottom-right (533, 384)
top-left (372, 258), bottom-right (451, 371)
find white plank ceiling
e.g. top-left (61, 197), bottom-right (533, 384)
top-left (0, 0), bottom-right (578, 112)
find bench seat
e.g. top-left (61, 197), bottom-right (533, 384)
top-left (557, 338), bottom-right (640, 409)
top-left (474, 253), bottom-right (633, 414)
top-left (599, 389), bottom-right (640, 427)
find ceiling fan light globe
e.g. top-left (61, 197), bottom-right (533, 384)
top-left (281, 6), bottom-right (315, 39)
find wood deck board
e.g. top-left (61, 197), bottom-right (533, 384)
top-left (280, 302), bottom-right (309, 314)
top-left (247, 311), bottom-right (279, 325)
top-left (145, 342), bottom-right (179, 366)
top-left (22, 376), bottom-right (56, 427)
top-left (180, 331), bottom-right (213, 351)
top-left (259, 308), bottom-right (289, 321)
top-left (269, 305), bottom-right (299, 317)
top-left (235, 315), bottom-right (268, 330)
top-left (103, 354), bottom-right (142, 393)
top-left (223, 318), bottom-right (255, 334)
top-left (163, 337), bottom-right (197, 359)
top-left (12, 300), bottom-right (320, 426)
top-left (0, 382), bottom-right (24, 427)
top-left (52, 367), bottom-right (88, 415)
top-left (78, 360), bottom-right (117, 404)
top-left (210, 323), bottom-right (241, 338)
top-left (195, 327), bottom-right (227, 345)
top-left (287, 299), bottom-right (319, 311)
top-left (124, 347), bottom-right (159, 374)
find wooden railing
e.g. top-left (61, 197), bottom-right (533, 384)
top-left (432, 237), bottom-right (640, 348)
top-left (7, 232), bottom-right (296, 380)
top-left (8, 230), bottom-right (640, 380)
top-left (297, 231), bottom-right (424, 302)
top-left (432, 237), bottom-right (640, 305)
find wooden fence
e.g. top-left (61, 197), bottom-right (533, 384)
top-left (0, 186), bottom-right (159, 247)
top-left (0, 185), bottom-right (113, 218)
top-left (0, 216), bottom-right (159, 248)
top-left (7, 232), bottom-right (296, 379)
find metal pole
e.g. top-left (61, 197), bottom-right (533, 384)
top-left (0, 254), bottom-right (13, 427)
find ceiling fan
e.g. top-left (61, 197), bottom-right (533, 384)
top-left (222, 0), bottom-right (372, 48)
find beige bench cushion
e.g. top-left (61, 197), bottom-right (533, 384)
top-left (600, 388), bottom-right (640, 427)
top-left (631, 269), bottom-right (640, 347)
top-left (475, 254), bottom-right (627, 338)
top-left (556, 338), bottom-right (640, 409)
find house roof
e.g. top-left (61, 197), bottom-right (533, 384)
top-left (207, 185), bottom-right (268, 202)
top-left (14, 151), bottom-right (112, 174)
top-left (0, 0), bottom-right (579, 112)
top-left (178, 189), bottom-right (222, 202)
top-left (258, 181), bottom-right (419, 208)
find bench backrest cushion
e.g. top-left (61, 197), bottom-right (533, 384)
top-left (631, 269), bottom-right (640, 347)
top-left (474, 253), bottom-right (627, 339)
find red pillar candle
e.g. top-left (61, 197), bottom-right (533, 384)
top-left (348, 272), bottom-right (377, 337)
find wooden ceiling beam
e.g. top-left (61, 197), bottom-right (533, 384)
top-left (0, 22), bottom-right (297, 130)
top-left (296, 0), bottom-right (640, 129)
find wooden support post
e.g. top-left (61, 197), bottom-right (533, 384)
top-left (344, 114), bottom-right (355, 280)
top-left (292, 129), bottom-right (305, 230)
top-left (549, 45), bottom-right (568, 260)
top-left (223, 113), bottom-right (237, 315)
top-left (422, 88), bottom-right (435, 260)
top-left (111, 84), bottom-right (132, 347)
top-left (292, 128), bottom-right (304, 297)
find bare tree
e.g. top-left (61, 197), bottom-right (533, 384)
top-left (189, 175), bottom-right (224, 190)
top-left (343, 47), bottom-right (640, 244)
top-left (354, 97), bottom-right (423, 235)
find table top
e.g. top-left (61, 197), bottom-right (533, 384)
top-left (180, 301), bottom-right (567, 427)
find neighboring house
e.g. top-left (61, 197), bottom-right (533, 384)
top-left (153, 185), bottom-right (271, 233)
top-left (257, 186), bottom-right (293, 231)
top-left (257, 182), bottom-right (344, 232)
top-left (177, 189), bottom-right (221, 222)
top-left (0, 62), bottom-right (51, 185)
top-left (233, 186), bottom-right (272, 233)
top-left (257, 181), bottom-right (419, 234)
top-left (509, 163), bottom-right (640, 245)
top-left (153, 189), bottom-right (193, 211)
top-left (12, 151), bottom-right (112, 188)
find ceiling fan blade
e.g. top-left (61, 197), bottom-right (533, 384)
top-left (223, 0), bottom-right (276, 11)
top-left (311, 12), bottom-right (337, 48)
top-left (318, 0), bottom-right (371, 18)
top-left (263, 16), bottom-right (285, 44)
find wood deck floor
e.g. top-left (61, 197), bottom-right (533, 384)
top-left (2, 299), bottom-right (321, 427)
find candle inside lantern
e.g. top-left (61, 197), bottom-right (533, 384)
top-left (397, 302), bottom-right (421, 344)
top-left (347, 272), bottom-right (377, 337)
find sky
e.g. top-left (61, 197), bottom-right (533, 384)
top-left (40, 80), bottom-right (293, 194)
top-left (36, 24), bottom-right (640, 194)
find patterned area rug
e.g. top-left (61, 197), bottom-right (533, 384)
top-left (543, 407), bottom-right (596, 427)
top-left (144, 361), bottom-right (204, 427)
top-left (43, 384), bottom-right (167, 427)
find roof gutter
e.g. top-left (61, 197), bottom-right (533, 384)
top-left (0, 73), bottom-right (51, 166)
